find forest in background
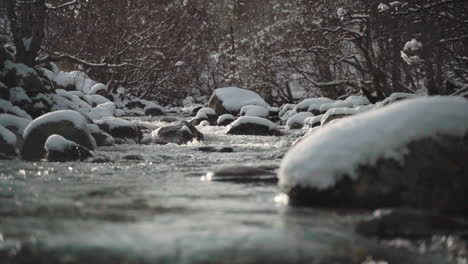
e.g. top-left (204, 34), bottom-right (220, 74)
top-left (1, 0), bottom-right (467, 105)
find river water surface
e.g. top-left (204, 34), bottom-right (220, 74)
top-left (0, 117), bottom-right (464, 263)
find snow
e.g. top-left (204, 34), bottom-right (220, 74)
top-left (378, 3), bottom-right (390, 12)
top-left (96, 117), bottom-right (136, 130)
top-left (374, 93), bottom-right (422, 109)
top-left (0, 114), bottom-right (31, 135)
top-left (87, 94), bottom-right (111, 106)
top-left (227, 116), bottom-right (278, 131)
top-left (23, 110), bottom-right (89, 139)
top-left (88, 103), bottom-right (116, 120)
top-left (211, 87), bottom-right (269, 112)
top-left (404, 39), bottom-right (422, 52)
top-left (321, 104), bottom-right (375, 125)
top-left (42, 70), bottom-right (96, 94)
top-left (286, 112), bottom-right (314, 129)
top-left (0, 99), bottom-right (32, 120)
top-left (279, 96), bottom-right (468, 190)
top-left (319, 96), bottom-right (369, 113)
top-left (195, 111), bottom-right (208, 119)
top-left (240, 105), bottom-right (269, 118)
top-left (304, 115), bottom-right (324, 128)
top-left (295, 97), bottom-right (334, 112)
top-left (90, 83), bottom-right (107, 94)
top-left (197, 107), bottom-right (216, 116)
top-left (279, 104), bottom-right (296, 117)
top-left (0, 125), bottom-right (17, 146)
top-left (4, 60), bottom-right (36, 78)
top-left (217, 114), bottom-right (235, 124)
top-left (9, 87), bottom-right (32, 104)
top-left (44, 134), bottom-right (79, 152)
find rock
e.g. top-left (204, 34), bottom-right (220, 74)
top-left (208, 87), bottom-right (269, 115)
top-left (90, 83), bottom-right (108, 96)
top-left (21, 110), bottom-right (96, 161)
top-left (195, 107), bottom-right (218, 125)
top-left (356, 209), bottom-right (468, 238)
top-left (217, 114), bottom-right (236, 126)
top-left (295, 97), bottom-right (334, 113)
top-left (88, 124), bottom-right (114, 147)
top-left (125, 100), bottom-right (146, 110)
top-left (286, 112), bottom-right (314, 129)
top-left (0, 125), bottom-right (17, 158)
top-left (45, 134), bottom-right (93, 162)
top-left (279, 97), bottom-right (468, 216)
top-left (240, 105), bottom-right (270, 118)
top-left (226, 116), bottom-right (281, 136)
top-left (96, 117), bottom-right (142, 142)
top-left (153, 121), bottom-right (204, 145)
top-left (195, 146), bottom-right (234, 153)
top-left (145, 106), bottom-right (165, 117)
top-left (159, 116), bottom-right (179, 123)
top-left (0, 81), bottom-right (8, 100)
top-left (202, 165), bottom-right (277, 183)
top-left (121, 154), bottom-right (146, 161)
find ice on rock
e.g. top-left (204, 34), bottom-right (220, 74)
top-left (279, 96), bottom-right (468, 190)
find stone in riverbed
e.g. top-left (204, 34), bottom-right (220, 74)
top-left (21, 110), bottom-right (96, 161)
top-left (195, 146), bottom-right (234, 153)
top-left (226, 116), bottom-right (281, 136)
top-left (208, 87), bottom-right (269, 115)
top-left (202, 165), bottom-right (277, 183)
top-left (96, 117), bottom-right (142, 142)
top-left (45, 134), bottom-right (93, 162)
top-left (153, 121), bottom-right (204, 145)
top-left (279, 97), bottom-right (468, 216)
top-left (0, 125), bottom-right (17, 158)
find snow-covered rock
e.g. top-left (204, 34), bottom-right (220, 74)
top-left (374, 92), bottom-right (422, 109)
top-left (303, 115), bottom-right (324, 129)
top-left (88, 124), bottom-right (114, 147)
top-left (217, 114), bottom-right (236, 126)
top-left (86, 94), bottom-right (111, 107)
top-left (9, 87), bottom-right (32, 105)
top-left (208, 87), bottom-right (269, 115)
top-left (88, 102), bottom-right (116, 120)
top-left (279, 96), bottom-right (468, 215)
top-left (286, 112), bottom-right (314, 130)
top-left (152, 121), bottom-right (204, 145)
top-left (43, 69), bottom-right (96, 93)
top-left (279, 104), bottom-right (296, 118)
top-left (0, 113), bottom-right (30, 135)
top-left (21, 110), bottom-right (96, 161)
top-left (0, 125), bottom-right (17, 158)
top-left (45, 134), bottom-right (93, 162)
top-left (319, 96), bottom-right (370, 113)
top-left (90, 83), bottom-right (107, 96)
top-left (0, 81), bottom-right (8, 100)
top-left (144, 104), bottom-right (165, 117)
top-left (295, 97), bottom-right (334, 113)
top-left (96, 117), bottom-right (142, 142)
top-left (321, 105), bottom-right (375, 126)
top-left (193, 107), bottom-right (217, 125)
top-left (240, 105), bottom-right (270, 118)
top-left (0, 99), bottom-right (32, 120)
top-left (226, 116), bottom-right (281, 136)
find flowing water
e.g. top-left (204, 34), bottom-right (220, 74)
top-left (0, 117), bottom-right (465, 263)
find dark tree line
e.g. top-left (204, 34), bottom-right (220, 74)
top-left (1, 0), bottom-right (467, 105)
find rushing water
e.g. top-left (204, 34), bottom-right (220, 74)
top-left (0, 117), bottom-right (465, 263)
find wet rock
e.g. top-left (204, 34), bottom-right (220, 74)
top-left (45, 134), bottom-right (93, 162)
top-left (21, 110), bottom-right (96, 161)
top-left (356, 209), bottom-right (468, 238)
top-left (121, 154), bottom-right (146, 161)
top-left (195, 107), bottom-right (218, 125)
top-left (217, 114), bottom-right (236, 126)
top-left (195, 146), bottom-right (234, 153)
top-left (153, 121), bottom-right (204, 145)
top-left (226, 116), bottom-right (282, 136)
top-left (96, 117), bottom-right (142, 142)
top-left (0, 125), bottom-right (17, 158)
top-left (88, 124), bottom-right (114, 147)
top-left (125, 100), bottom-right (146, 110)
top-left (145, 106), bottom-right (165, 117)
top-left (202, 165), bottom-right (277, 183)
top-left (159, 116), bottom-right (179, 123)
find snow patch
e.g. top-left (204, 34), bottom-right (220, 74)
top-left (227, 116), bottom-right (278, 131)
top-left (240, 105), bottom-right (269, 118)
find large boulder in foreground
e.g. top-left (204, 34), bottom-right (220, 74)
top-left (208, 87), bottom-right (269, 115)
top-left (45, 134), bottom-right (93, 162)
top-left (226, 116), bottom-right (281, 136)
top-left (279, 96), bottom-right (468, 216)
top-left (21, 110), bottom-right (96, 161)
top-left (153, 121), bottom-right (204, 145)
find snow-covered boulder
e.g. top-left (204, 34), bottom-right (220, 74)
top-left (240, 105), bottom-right (270, 118)
top-left (96, 117), bottom-right (142, 142)
top-left (152, 121), bottom-right (204, 145)
top-left (217, 114), bottom-right (236, 126)
top-left (45, 134), bottom-right (93, 162)
top-left (0, 125), bottom-right (17, 158)
top-left (0, 114), bottom-right (31, 149)
top-left (86, 94), bottom-right (111, 107)
top-left (192, 107), bottom-right (217, 125)
top-left (88, 124), bottom-right (114, 147)
top-left (90, 83), bottom-right (108, 96)
top-left (144, 104), bottom-right (165, 117)
top-left (208, 87), bottom-right (269, 115)
top-left (21, 110), bottom-right (96, 161)
top-left (295, 97), bottom-right (334, 114)
top-left (374, 92), bottom-right (422, 109)
top-left (279, 104), bottom-right (296, 118)
top-left (303, 115), bottom-right (324, 129)
top-left (226, 116), bottom-right (281, 136)
top-left (279, 96), bottom-right (468, 215)
top-left (88, 102), bottom-right (116, 120)
top-left (9, 87), bottom-right (32, 106)
top-left (0, 99), bottom-right (32, 120)
top-left (319, 96), bottom-right (370, 113)
top-left (286, 112), bottom-right (314, 130)
top-left (3, 60), bottom-right (44, 92)
top-left (321, 105), bottom-right (375, 126)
